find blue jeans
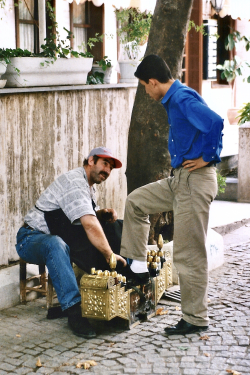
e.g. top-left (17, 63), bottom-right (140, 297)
top-left (16, 227), bottom-right (81, 311)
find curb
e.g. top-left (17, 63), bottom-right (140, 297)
top-left (212, 217), bottom-right (250, 236)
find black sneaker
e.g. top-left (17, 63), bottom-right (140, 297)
top-left (121, 264), bottom-right (150, 286)
top-left (67, 302), bottom-right (96, 339)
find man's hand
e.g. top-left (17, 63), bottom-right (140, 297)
top-left (106, 253), bottom-right (127, 267)
top-left (182, 157), bottom-right (209, 172)
top-left (97, 208), bottom-right (118, 223)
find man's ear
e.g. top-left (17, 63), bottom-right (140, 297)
top-left (148, 78), bottom-right (158, 87)
top-left (88, 156), bottom-right (94, 166)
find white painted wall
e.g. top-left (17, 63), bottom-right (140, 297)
top-left (103, 0), bottom-right (118, 83)
top-left (0, 0), bottom-right (16, 48)
top-left (56, 0), bottom-right (71, 45)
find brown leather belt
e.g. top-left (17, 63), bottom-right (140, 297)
top-left (22, 222), bottom-right (33, 230)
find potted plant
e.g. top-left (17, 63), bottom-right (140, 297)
top-left (92, 56), bottom-right (112, 84)
top-left (0, 59), bottom-right (7, 88)
top-left (114, 7), bottom-right (152, 83)
top-left (236, 102), bottom-right (250, 125)
top-left (0, 2), bottom-right (102, 87)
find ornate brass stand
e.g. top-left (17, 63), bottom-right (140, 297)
top-left (80, 236), bottom-right (173, 328)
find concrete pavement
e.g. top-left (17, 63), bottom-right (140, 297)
top-left (0, 200), bottom-right (250, 375)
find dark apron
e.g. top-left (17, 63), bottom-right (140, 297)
top-left (41, 207), bottom-right (123, 273)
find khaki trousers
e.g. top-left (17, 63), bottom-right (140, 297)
top-left (120, 166), bottom-right (218, 326)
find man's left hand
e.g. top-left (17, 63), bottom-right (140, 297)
top-left (182, 157), bottom-right (209, 172)
top-left (97, 208), bottom-right (118, 223)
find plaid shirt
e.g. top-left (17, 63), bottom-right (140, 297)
top-left (24, 167), bottom-right (98, 234)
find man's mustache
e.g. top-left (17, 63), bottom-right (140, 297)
top-left (99, 172), bottom-right (109, 179)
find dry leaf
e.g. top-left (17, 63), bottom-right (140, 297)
top-left (76, 360), bottom-right (97, 369)
top-left (16, 334), bottom-right (21, 337)
top-left (156, 307), bottom-right (168, 316)
top-left (199, 335), bottom-right (210, 341)
top-left (175, 306), bottom-right (181, 311)
top-left (204, 353), bottom-right (210, 357)
top-left (109, 342), bottom-right (115, 347)
top-left (226, 370), bottom-right (241, 375)
top-left (156, 307), bottom-right (164, 315)
top-left (86, 360), bottom-right (97, 366)
top-left (36, 358), bottom-right (42, 367)
top-left (207, 298), bottom-right (211, 302)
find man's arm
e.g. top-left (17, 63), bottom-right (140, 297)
top-left (80, 214), bottom-right (126, 266)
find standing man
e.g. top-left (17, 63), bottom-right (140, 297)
top-left (16, 147), bottom-right (126, 338)
top-left (120, 55), bottom-right (224, 335)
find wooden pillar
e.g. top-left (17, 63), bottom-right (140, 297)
top-left (186, 0), bottom-right (203, 94)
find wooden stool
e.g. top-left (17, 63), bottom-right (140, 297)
top-left (19, 258), bottom-right (54, 308)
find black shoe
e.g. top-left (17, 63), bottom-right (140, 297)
top-left (121, 264), bottom-right (150, 286)
top-left (47, 305), bottom-right (68, 319)
top-left (164, 318), bottom-right (208, 336)
top-left (67, 302), bottom-right (96, 339)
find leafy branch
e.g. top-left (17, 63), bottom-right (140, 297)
top-left (217, 29), bottom-right (250, 84)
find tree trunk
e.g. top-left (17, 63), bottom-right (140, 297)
top-left (126, 0), bottom-right (194, 244)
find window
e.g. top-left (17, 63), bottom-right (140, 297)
top-left (15, 0), bottom-right (39, 53)
top-left (70, 2), bottom-right (104, 61)
top-left (216, 15), bottom-right (235, 85)
top-left (203, 19), bottom-right (218, 80)
top-left (70, 2), bottom-right (90, 52)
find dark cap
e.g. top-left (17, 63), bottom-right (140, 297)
top-left (87, 147), bottom-right (122, 169)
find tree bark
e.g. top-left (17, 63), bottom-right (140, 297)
top-left (126, 0), bottom-right (194, 243)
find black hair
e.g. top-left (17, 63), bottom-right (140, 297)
top-left (83, 155), bottom-right (100, 166)
top-left (134, 54), bottom-right (173, 83)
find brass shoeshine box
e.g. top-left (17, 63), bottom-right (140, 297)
top-left (80, 255), bottom-right (173, 325)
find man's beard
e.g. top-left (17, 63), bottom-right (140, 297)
top-left (94, 171), bottom-right (108, 184)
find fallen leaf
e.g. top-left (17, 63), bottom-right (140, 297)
top-left (226, 370), bottom-right (241, 375)
top-left (109, 342), bottom-right (115, 347)
top-left (175, 306), bottom-right (181, 311)
top-left (207, 298), bottom-right (211, 302)
top-left (156, 308), bottom-right (169, 316)
top-left (86, 360), bottom-right (97, 366)
top-left (204, 353), bottom-right (210, 357)
top-left (36, 358), bottom-right (42, 367)
top-left (156, 307), bottom-right (164, 315)
top-left (199, 335), bottom-right (210, 341)
top-left (16, 334), bottom-right (21, 338)
top-left (76, 360), bottom-right (97, 369)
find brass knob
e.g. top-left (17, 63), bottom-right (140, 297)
top-left (147, 255), bottom-right (153, 263)
top-left (158, 234), bottom-right (163, 249)
top-left (109, 253), bottom-right (117, 271)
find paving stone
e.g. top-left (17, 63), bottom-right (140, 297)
top-left (1, 240), bottom-right (250, 374)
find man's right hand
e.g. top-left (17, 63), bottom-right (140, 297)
top-left (106, 253), bottom-right (127, 267)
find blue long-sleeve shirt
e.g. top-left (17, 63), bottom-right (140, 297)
top-left (161, 80), bottom-right (224, 169)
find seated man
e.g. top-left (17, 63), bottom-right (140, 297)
top-left (16, 147), bottom-right (126, 339)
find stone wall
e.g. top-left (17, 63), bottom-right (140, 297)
top-left (0, 85), bottom-right (136, 265)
